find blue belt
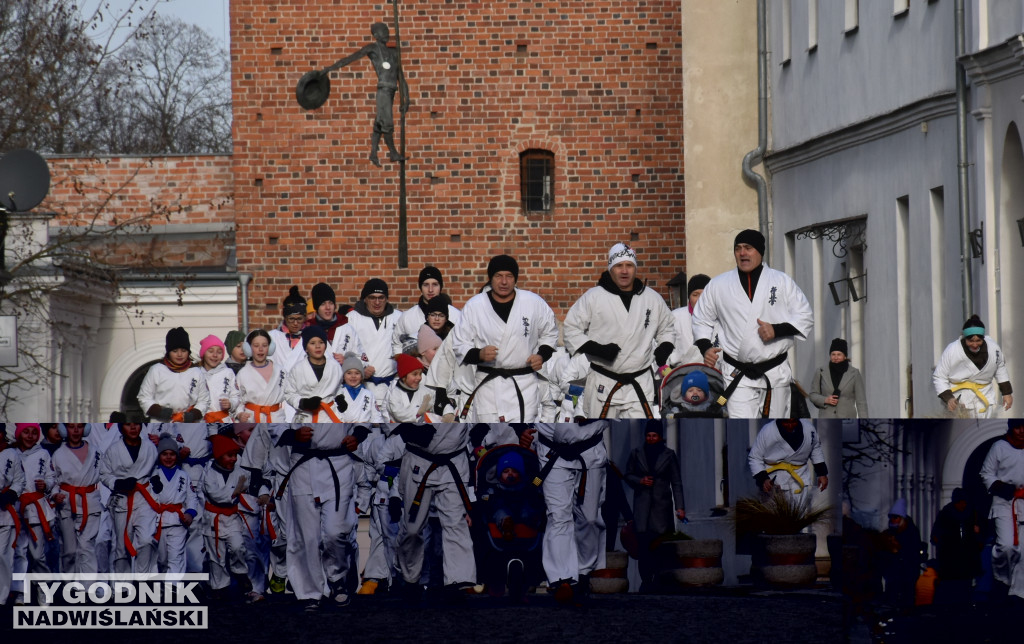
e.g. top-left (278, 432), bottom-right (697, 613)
top-left (185, 455), bottom-right (212, 467)
top-left (369, 374), bottom-right (396, 385)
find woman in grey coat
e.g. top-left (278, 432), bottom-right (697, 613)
top-left (625, 424), bottom-right (685, 589)
top-left (809, 338), bottom-right (868, 418)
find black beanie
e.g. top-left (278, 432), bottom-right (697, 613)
top-left (311, 283), bottom-right (336, 310)
top-left (734, 229), bottom-right (766, 257)
top-left (165, 327), bottom-right (190, 354)
top-left (829, 338), bottom-right (849, 357)
top-left (418, 266), bottom-right (444, 290)
top-left (301, 325), bottom-right (328, 350)
top-left (487, 255), bottom-right (519, 281)
top-left (424, 297), bottom-right (449, 317)
top-left (687, 274), bottom-right (711, 296)
top-left (361, 278), bottom-right (389, 300)
top-left (283, 285), bottom-right (307, 317)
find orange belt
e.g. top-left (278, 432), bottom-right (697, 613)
top-left (19, 491), bottom-right (54, 543)
top-left (205, 501), bottom-right (253, 559)
top-left (2, 486), bottom-right (20, 548)
top-left (245, 402), bottom-right (281, 422)
top-left (154, 502), bottom-right (186, 542)
top-left (59, 483), bottom-right (98, 533)
top-left (124, 482), bottom-right (161, 557)
top-left (239, 492), bottom-right (278, 540)
top-left (170, 406), bottom-right (197, 423)
top-left (204, 410), bottom-right (230, 423)
top-left (311, 401), bottom-right (342, 423)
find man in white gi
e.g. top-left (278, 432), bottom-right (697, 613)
top-left (347, 278), bottom-right (403, 412)
top-left (563, 243), bottom-right (676, 418)
top-left (981, 421), bottom-right (1024, 599)
top-left (692, 230), bottom-right (814, 418)
top-left (933, 314), bottom-right (1012, 418)
top-left (451, 255), bottom-right (559, 422)
top-left (0, 431), bottom-right (25, 604)
top-left (747, 419), bottom-right (828, 512)
top-left (667, 274), bottom-right (711, 367)
top-left (394, 424), bottom-right (476, 598)
top-left (531, 421), bottom-right (609, 605)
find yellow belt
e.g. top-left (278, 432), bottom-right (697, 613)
top-left (766, 462), bottom-right (806, 494)
top-left (950, 381), bottom-right (990, 414)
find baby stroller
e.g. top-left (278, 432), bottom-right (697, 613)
top-left (659, 363), bottom-right (728, 418)
top-left (473, 444), bottom-right (547, 602)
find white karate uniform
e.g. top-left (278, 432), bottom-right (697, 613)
top-left (451, 289), bottom-right (559, 422)
top-left (201, 362), bottom-right (240, 421)
top-left (563, 282), bottom-right (675, 418)
top-left (235, 360), bottom-right (289, 422)
top-left (203, 464), bottom-right (254, 590)
top-left (0, 448), bottom-right (25, 603)
top-left (359, 429), bottom-right (404, 586)
top-left (284, 357), bottom-right (345, 423)
top-left (422, 332), bottom-right (476, 417)
top-left (335, 385), bottom-right (387, 422)
top-left (137, 363), bottom-right (212, 419)
top-left (243, 423), bottom-right (292, 582)
top-left (325, 323), bottom-right (366, 364)
top-left (932, 336), bottom-right (1011, 418)
top-left (347, 307), bottom-right (403, 410)
top-left (397, 425), bottom-right (476, 587)
top-left (280, 424), bottom-right (360, 601)
top-left (534, 422), bottom-right (609, 583)
top-left (386, 381), bottom-right (432, 422)
top-left (392, 303), bottom-right (462, 355)
top-left (980, 438), bottom-right (1024, 598)
top-left (12, 444), bottom-right (55, 594)
top-left (51, 441), bottom-right (104, 574)
top-left (536, 349), bottom-right (589, 422)
top-left (667, 306), bottom-right (704, 367)
top-left (747, 420), bottom-right (826, 511)
top-left (267, 327), bottom-right (307, 373)
top-left (692, 265), bottom-right (813, 418)
top-left (150, 466), bottom-right (200, 576)
top-left (100, 437), bottom-right (159, 574)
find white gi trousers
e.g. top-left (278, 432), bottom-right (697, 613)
top-left (541, 465), bottom-right (607, 583)
top-left (286, 465), bottom-right (357, 601)
top-left (204, 512), bottom-right (248, 590)
top-left (397, 466), bottom-right (475, 587)
top-left (240, 508), bottom-right (269, 593)
top-left (269, 473), bottom-right (289, 580)
top-left (992, 497), bottom-right (1024, 598)
top-left (725, 380), bottom-right (791, 419)
top-left (157, 524), bottom-right (188, 575)
top-left (363, 503), bottom-right (399, 583)
top-left (110, 503), bottom-right (159, 574)
top-left (0, 525), bottom-right (15, 602)
top-left (56, 505), bottom-right (101, 574)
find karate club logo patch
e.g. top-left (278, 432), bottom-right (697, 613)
top-left (769, 286), bottom-right (778, 306)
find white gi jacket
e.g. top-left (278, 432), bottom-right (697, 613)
top-left (747, 420), bottom-right (826, 497)
top-left (668, 306), bottom-right (704, 367)
top-left (400, 425), bottom-right (471, 487)
top-left (100, 438), bottom-right (158, 512)
top-left (278, 424), bottom-right (358, 504)
top-left (347, 307), bottom-right (403, 379)
top-left (451, 288), bottom-right (559, 422)
top-left (151, 466), bottom-right (200, 528)
top-left (692, 265), bottom-right (813, 390)
top-left (284, 357), bottom-right (344, 423)
top-left (335, 385), bottom-right (386, 422)
top-left (0, 448), bottom-right (25, 528)
top-left (392, 303), bottom-right (462, 355)
top-left (933, 336), bottom-right (1010, 417)
top-left (234, 360), bottom-right (289, 422)
top-left (386, 381), bottom-right (432, 422)
top-left (17, 444), bottom-right (55, 527)
top-left (137, 363), bottom-right (212, 418)
top-left (533, 422), bottom-right (609, 469)
top-left (267, 327), bottom-right (307, 374)
top-left (51, 442), bottom-right (104, 522)
top-left (202, 362), bottom-right (240, 420)
top-left (980, 438), bottom-right (1024, 522)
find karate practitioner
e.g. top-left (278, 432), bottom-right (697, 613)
top-left (356, 426), bottom-right (405, 594)
top-left (198, 334), bottom-right (240, 422)
top-left (0, 431), bottom-right (25, 604)
top-left (667, 274), bottom-right (711, 367)
top-left (50, 423), bottom-right (104, 574)
top-left (563, 243), bottom-right (676, 418)
top-left (347, 278), bottom-right (403, 411)
top-left (532, 421), bottom-right (610, 604)
top-left (284, 326), bottom-right (346, 423)
top-left (747, 419), bottom-right (828, 512)
top-left (239, 422), bottom-right (293, 594)
top-left (138, 327), bottom-right (211, 422)
top-left (335, 352), bottom-right (387, 422)
top-left (234, 329), bottom-right (289, 422)
top-left (392, 266), bottom-right (462, 355)
top-left (149, 433), bottom-right (200, 576)
top-left (11, 424), bottom-right (54, 602)
top-left (692, 230), bottom-right (814, 418)
top-left (451, 255), bottom-right (559, 422)
top-left (100, 421), bottom-right (159, 574)
top-left (268, 286), bottom-right (312, 377)
top-left (933, 315), bottom-right (1013, 418)
top-left (980, 421), bottom-right (1024, 599)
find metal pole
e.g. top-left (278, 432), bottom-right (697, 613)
top-left (955, 0), bottom-right (973, 318)
top-left (393, 0), bottom-right (408, 268)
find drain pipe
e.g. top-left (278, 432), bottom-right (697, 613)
top-left (955, 0), bottom-right (973, 318)
top-left (742, 0), bottom-right (770, 265)
top-left (238, 273), bottom-right (252, 335)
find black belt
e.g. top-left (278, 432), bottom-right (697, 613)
top-left (720, 352), bottom-right (788, 418)
top-left (275, 445), bottom-right (361, 512)
top-left (590, 363), bottom-right (655, 418)
top-left (404, 444), bottom-right (473, 522)
top-left (533, 433), bottom-right (605, 503)
top-left (460, 365), bottom-right (535, 421)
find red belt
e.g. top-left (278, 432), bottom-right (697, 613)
top-left (310, 401), bottom-right (341, 423)
top-left (124, 482), bottom-right (161, 557)
top-left (59, 483), bottom-right (98, 533)
top-left (19, 491), bottom-right (54, 543)
top-left (245, 402), bottom-right (281, 422)
top-left (204, 410), bottom-right (230, 422)
top-left (2, 486), bottom-right (20, 548)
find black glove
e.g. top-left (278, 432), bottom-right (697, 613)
top-left (653, 342), bottom-right (674, 367)
top-left (150, 475), bottom-right (164, 494)
top-left (396, 424), bottom-right (436, 447)
top-left (243, 467), bottom-right (265, 497)
top-left (0, 488), bottom-right (17, 509)
top-left (147, 405), bottom-right (173, 422)
top-left (182, 409), bottom-right (203, 423)
top-left (432, 387), bottom-right (451, 416)
top-left (299, 396), bottom-right (323, 412)
top-left (351, 425), bottom-right (370, 442)
top-left (113, 477), bottom-right (137, 494)
top-left (388, 497), bottom-right (403, 524)
top-left (334, 395), bottom-right (349, 412)
top-left (990, 480), bottom-right (1017, 501)
top-left (469, 424), bottom-right (491, 448)
top-left (580, 341), bottom-right (620, 362)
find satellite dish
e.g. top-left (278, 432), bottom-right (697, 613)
top-left (0, 149), bottom-right (50, 213)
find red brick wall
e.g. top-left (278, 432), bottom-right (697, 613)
top-left (232, 1), bottom-right (685, 328)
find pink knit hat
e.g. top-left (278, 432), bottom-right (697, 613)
top-left (199, 334), bottom-right (226, 359)
top-left (14, 423), bottom-right (41, 441)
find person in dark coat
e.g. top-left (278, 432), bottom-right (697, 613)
top-left (880, 499), bottom-right (923, 612)
top-left (930, 487), bottom-right (981, 606)
top-left (624, 423), bottom-right (685, 589)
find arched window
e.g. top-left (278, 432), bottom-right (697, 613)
top-left (120, 359), bottom-right (160, 418)
top-left (520, 149), bottom-right (554, 213)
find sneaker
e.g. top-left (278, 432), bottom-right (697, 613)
top-left (268, 575), bottom-right (287, 595)
top-left (245, 591), bottom-right (265, 604)
top-left (332, 591), bottom-right (351, 607)
top-left (357, 579), bottom-right (379, 596)
top-left (303, 598), bottom-right (320, 613)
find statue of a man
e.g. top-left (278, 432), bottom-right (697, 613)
top-left (326, 22), bottom-right (410, 167)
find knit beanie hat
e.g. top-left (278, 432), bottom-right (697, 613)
top-left (157, 432), bottom-right (179, 456)
top-left (311, 282), bottom-right (336, 310)
top-left (301, 325), bottom-right (328, 350)
top-left (360, 278), bottom-right (389, 300)
top-left (423, 297), bottom-right (449, 318)
top-left (417, 325), bottom-right (443, 354)
top-left (199, 334), bottom-right (226, 359)
top-left (224, 330), bottom-right (246, 352)
top-left (888, 498), bottom-right (908, 518)
top-left (208, 434), bottom-right (241, 460)
top-left (497, 451), bottom-right (525, 477)
top-left (418, 266), bottom-right (444, 290)
top-left (681, 370), bottom-right (710, 397)
top-left (14, 423), bottom-right (40, 441)
top-left (282, 285), bottom-right (308, 317)
top-left (829, 338), bottom-right (849, 357)
top-left (687, 274), bottom-right (711, 296)
top-left (341, 351), bottom-right (364, 374)
top-left (165, 327), bottom-right (191, 354)
top-left (733, 229), bottom-right (766, 257)
top-left (962, 314), bottom-right (985, 338)
top-left (608, 243), bottom-right (637, 269)
top-left (396, 353), bottom-right (424, 379)
top-left (487, 255), bottom-right (519, 281)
